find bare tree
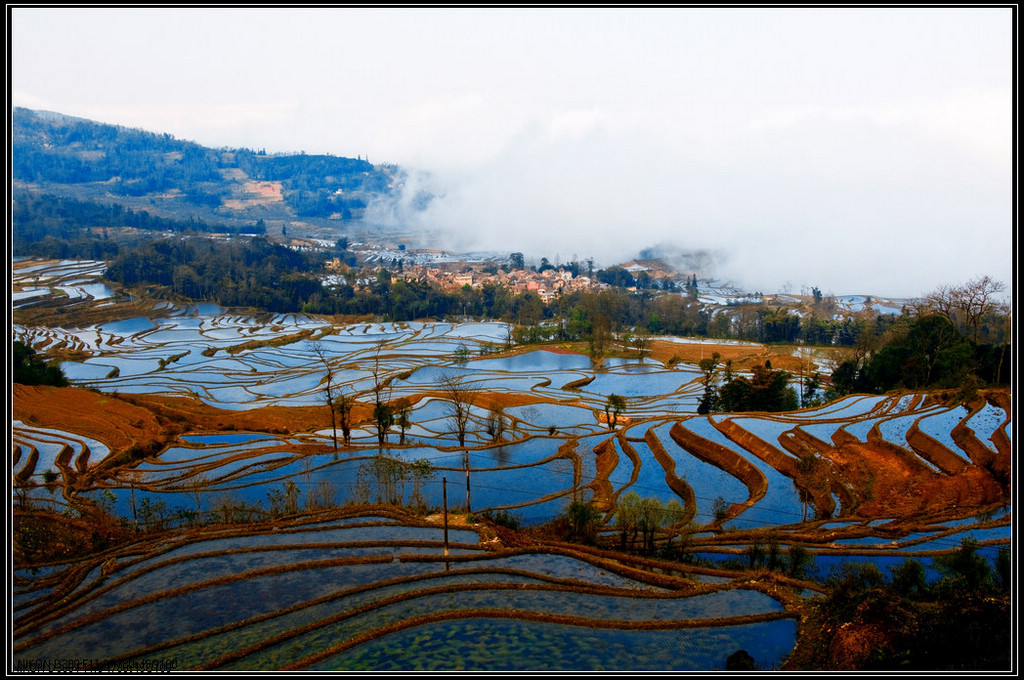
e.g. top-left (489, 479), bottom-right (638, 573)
top-left (956, 276), bottom-right (1007, 343)
top-left (631, 330), bottom-right (652, 363)
top-left (311, 341), bottom-right (339, 453)
top-left (486, 403), bottom-right (507, 442)
top-left (440, 374), bottom-right (476, 447)
top-left (183, 471), bottom-right (208, 525)
top-left (921, 283), bottom-right (957, 320)
top-left (922, 276), bottom-right (1007, 343)
top-left (309, 478), bottom-right (337, 510)
top-left (393, 397), bottom-right (413, 444)
top-left (335, 391), bottom-right (354, 446)
top-left (284, 479), bottom-right (300, 515)
top-left (371, 338), bottom-right (388, 402)
top-left (371, 339), bottom-right (393, 449)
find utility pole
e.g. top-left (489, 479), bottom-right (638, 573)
top-left (442, 477), bottom-right (449, 557)
top-left (464, 450), bottom-right (471, 514)
top-left (798, 343), bottom-right (803, 409)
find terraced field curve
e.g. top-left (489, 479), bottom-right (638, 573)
top-left (12, 259), bottom-right (1011, 671)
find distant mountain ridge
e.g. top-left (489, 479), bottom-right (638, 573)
top-left (12, 107), bottom-right (408, 231)
top-left (10, 108), bottom-right (914, 306)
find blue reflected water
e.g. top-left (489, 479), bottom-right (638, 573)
top-left (313, 617), bottom-right (797, 671)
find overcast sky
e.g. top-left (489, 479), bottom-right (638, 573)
top-left (11, 7), bottom-right (1014, 299)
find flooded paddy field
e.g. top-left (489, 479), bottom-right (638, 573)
top-left (11, 260), bottom-right (1012, 671)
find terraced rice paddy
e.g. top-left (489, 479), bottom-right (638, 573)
top-left (11, 260), bottom-right (1012, 671)
top-left (13, 509), bottom-right (801, 671)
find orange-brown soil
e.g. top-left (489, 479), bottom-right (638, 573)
top-left (12, 385), bottom-right (556, 472)
top-left (596, 411), bottom-right (633, 427)
top-left (669, 422), bottom-right (769, 521)
top-left (644, 428), bottom-right (698, 526)
top-left (905, 423), bottom-right (969, 475)
top-left (14, 385), bottom-right (167, 459)
top-left (500, 338), bottom-right (823, 375)
top-left (647, 339), bottom-right (831, 373)
top-left (13, 379), bottom-right (1010, 522)
top-left (13, 385), bottom-right (350, 470)
top-left (715, 418), bottom-right (800, 477)
top-left (421, 390), bottom-right (550, 412)
top-left (825, 428), bottom-right (1005, 517)
top-left (588, 438), bottom-right (619, 512)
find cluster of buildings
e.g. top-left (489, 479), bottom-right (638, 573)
top-left (422, 265), bottom-right (598, 302)
top-left (324, 253), bottom-right (601, 302)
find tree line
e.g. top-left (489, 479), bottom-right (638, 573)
top-left (13, 196), bottom-right (1011, 394)
top-left (830, 277), bottom-right (1011, 395)
top-left (104, 235), bottom-right (322, 312)
top-left (697, 355), bottom-right (800, 414)
top-left (101, 236), bottom-right (1019, 392)
top-left (13, 192), bottom-right (266, 261)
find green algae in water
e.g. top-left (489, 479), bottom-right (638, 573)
top-left (129, 571), bottom-right (545, 670)
top-left (233, 585), bottom-right (784, 669)
top-left (309, 618), bottom-right (797, 671)
top-left (19, 562), bottom-right (439, 663)
top-left (227, 587), bottom-right (785, 670)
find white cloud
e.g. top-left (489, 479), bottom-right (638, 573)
top-left (543, 108), bottom-right (611, 143)
top-left (11, 7), bottom-right (1013, 298)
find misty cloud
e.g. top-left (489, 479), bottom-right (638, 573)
top-left (368, 102), bottom-right (1010, 299)
top-left (13, 7), bottom-right (1013, 299)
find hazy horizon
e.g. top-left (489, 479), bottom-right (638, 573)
top-left (11, 7), bottom-right (1013, 301)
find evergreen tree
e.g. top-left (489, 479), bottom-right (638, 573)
top-left (13, 341), bottom-right (68, 386)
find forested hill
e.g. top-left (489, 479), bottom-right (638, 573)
top-left (12, 107), bottom-right (405, 225)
